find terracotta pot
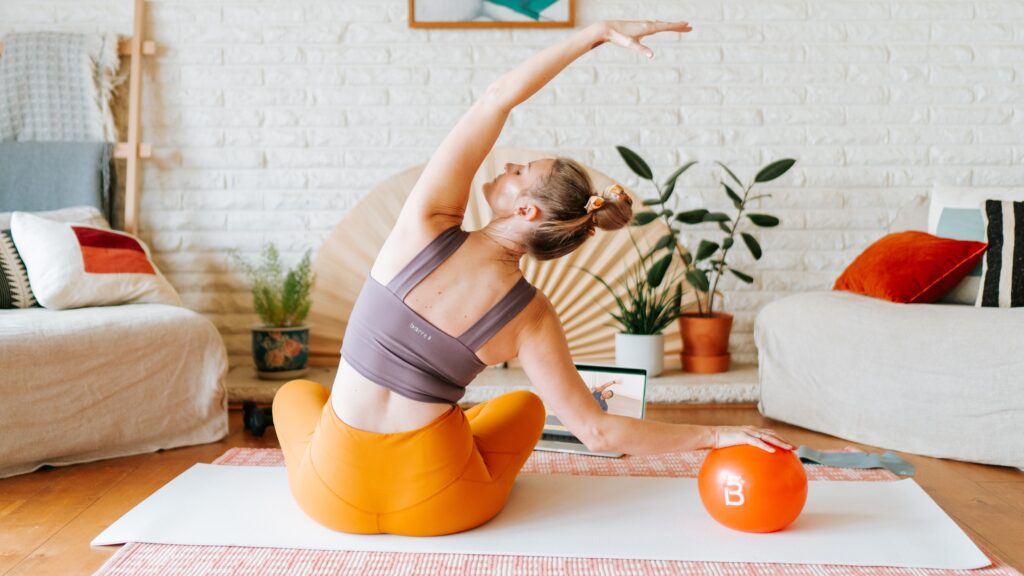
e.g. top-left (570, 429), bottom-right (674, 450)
top-left (678, 313), bottom-right (733, 374)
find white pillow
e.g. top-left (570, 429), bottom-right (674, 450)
top-left (928, 186), bottom-right (1024, 304)
top-left (0, 205), bottom-right (109, 230)
top-left (10, 212), bottom-right (180, 309)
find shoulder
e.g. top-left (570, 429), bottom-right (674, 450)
top-left (390, 214), bottom-right (464, 248)
top-left (371, 217), bottom-right (465, 282)
top-left (518, 289), bottom-right (563, 339)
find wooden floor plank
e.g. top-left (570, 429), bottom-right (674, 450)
top-left (8, 451), bottom-right (231, 576)
top-left (0, 461), bottom-right (139, 575)
top-left (986, 481), bottom-right (1024, 509)
top-left (2, 420), bottom-right (281, 576)
top-left (0, 407), bottom-right (1020, 575)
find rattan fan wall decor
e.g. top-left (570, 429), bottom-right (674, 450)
top-left (307, 147), bottom-right (694, 368)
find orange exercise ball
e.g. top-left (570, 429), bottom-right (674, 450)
top-left (698, 445), bottom-right (808, 533)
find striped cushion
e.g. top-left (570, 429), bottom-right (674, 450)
top-left (0, 229), bottom-right (38, 309)
top-left (978, 200), bottom-right (1024, 307)
top-left (928, 188), bottom-right (1023, 304)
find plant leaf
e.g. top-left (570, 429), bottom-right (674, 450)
top-left (642, 197), bottom-right (663, 206)
top-left (730, 268), bottom-right (754, 283)
top-left (747, 213), bottom-right (780, 227)
top-left (754, 158), bottom-right (796, 183)
top-left (685, 268), bottom-right (710, 292)
top-left (695, 240), bottom-right (719, 261)
top-left (718, 221), bottom-right (732, 234)
top-left (722, 237), bottom-right (734, 250)
top-left (681, 251), bottom-right (693, 265)
top-left (723, 183), bottom-right (742, 208)
top-left (675, 209), bottom-right (708, 224)
top-left (661, 160), bottom-right (698, 203)
top-left (647, 253), bottom-right (673, 288)
top-left (715, 161), bottom-right (743, 188)
top-left (616, 145), bottom-right (653, 180)
top-left (741, 232), bottom-right (762, 259)
top-left (654, 233), bottom-right (675, 252)
top-left (577, 266), bottom-right (628, 323)
top-left (702, 211), bottom-right (731, 223)
top-left (632, 211), bottom-right (659, 226)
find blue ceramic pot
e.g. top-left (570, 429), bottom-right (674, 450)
top-left (251, 326), bottom-right (309, 375)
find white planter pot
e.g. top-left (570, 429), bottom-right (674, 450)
top-left (615, 333), bottom-right (665, 377)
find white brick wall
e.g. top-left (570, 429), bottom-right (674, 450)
top-left (3, 0), bottom-right (1022, 366)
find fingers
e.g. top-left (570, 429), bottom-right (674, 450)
top-left (620, 33), bottom-right (654, 59)
top-left (607, 20), bottom-right (693, 60)
top-left (743, 426), bottom-right (795, 451)
top-left (662, 20), bottom-right (693, 32)
top-left (748, 437), bottom-right (777, 453)
top-left (647, 19), bottom-right (692, 34)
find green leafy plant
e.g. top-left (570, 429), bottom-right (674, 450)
top-left (616, 145), bottom-right (796, 317)
top-left (232, 243), bottom-right (315, 327)
top-left (579, 234), bottom-right (682, 335)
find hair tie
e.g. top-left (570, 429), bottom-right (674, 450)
top-left (605, 183), bottom-right (632, 205)
top-left (585, 195), bottom-right (605, 214)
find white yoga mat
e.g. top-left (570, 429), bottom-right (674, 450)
top-left (93, 464), bottom-right (989, 570)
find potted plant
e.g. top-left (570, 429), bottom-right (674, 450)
top-left (581, 235), bottom-right (682, 377)
top-left (615, 145), bottom-right (795, 373)
top-left (232, 244), bottom-right (316, 380)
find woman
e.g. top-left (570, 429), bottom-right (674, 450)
top-left (591, 378), bottom-right (620, 412)
top-left (273, 19), bottom-right (794, 537)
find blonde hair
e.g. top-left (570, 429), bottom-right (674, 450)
top-left (525, 157), bottom-right (634, 261)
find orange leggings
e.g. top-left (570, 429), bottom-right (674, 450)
top-left (272, 380), bottom-right (545, 536)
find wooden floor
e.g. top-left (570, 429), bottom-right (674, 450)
top-left (1, 405), bottom-right (1021, 576)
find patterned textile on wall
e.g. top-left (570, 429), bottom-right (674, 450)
top-left (0, 229), bottom-right (37, 309)
top-left (0, 31), bottom-right (122, 142)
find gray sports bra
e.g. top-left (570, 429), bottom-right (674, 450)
top-left (341, 225), bottom-right (537, 405)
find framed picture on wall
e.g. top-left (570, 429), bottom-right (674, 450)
top-left (409, 0), bottom-right (575, 28)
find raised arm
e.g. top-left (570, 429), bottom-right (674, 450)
top-left (399, 23), bottom-right (608, 229)
top-left (517, 297), bottom-right (793, 455)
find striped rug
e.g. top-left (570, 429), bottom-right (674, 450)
top-left (93, 447), bottom-right (1020, 576)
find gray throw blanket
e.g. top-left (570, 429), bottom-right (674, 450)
top-left (0, 32), bottom-right (122, 142)
top-left (0, 142), bottom-right (116, 223)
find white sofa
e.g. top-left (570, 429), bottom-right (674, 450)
top-left (0, 304), bottom-right (229, 478)
top-left (756, 290), bottom-right (1024, 470)
top-left (756, 188), bottom-right (1024, 470)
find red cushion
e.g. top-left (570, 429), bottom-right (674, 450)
top-left (833, 231), bottom-right (987, 304)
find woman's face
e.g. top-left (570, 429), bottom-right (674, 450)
top-left (482, 158), bottom-right (554, 217)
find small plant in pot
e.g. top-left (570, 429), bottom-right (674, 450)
top-left (580, 235), bottom-right (682, 378)
top-left (616, 145), bottom-right (795, 373)
top-left (232, 244), bottom-right (316, 380)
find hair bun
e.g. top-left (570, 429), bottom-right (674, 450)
top-left (590, 182), bottom-right (634, 232)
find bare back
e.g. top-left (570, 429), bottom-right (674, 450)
top-left (331, 221), bottom-right (541, 433)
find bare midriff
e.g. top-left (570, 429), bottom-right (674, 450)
top-left (329, 358), bottom-right (453, 434)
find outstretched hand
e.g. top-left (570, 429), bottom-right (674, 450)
top-left (596, 19), bottom-right (693, 59)
top-left (712, 425), bottom-right (795, 453)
